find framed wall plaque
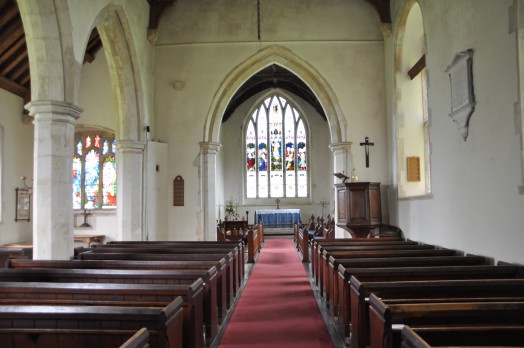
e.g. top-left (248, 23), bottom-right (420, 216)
top-left (173, 175), bottom-right (184, 206)
top-left (445, 49), bottom-right (475, 140)
top-left (15, 188), bottom-right (31, 222)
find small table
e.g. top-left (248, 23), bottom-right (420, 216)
top-left (254, 209), bottom-right (302, 228)
top-left (74, 235), bottom-right (105, 247)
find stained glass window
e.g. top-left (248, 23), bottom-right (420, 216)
top-left (73, 130), bottom-right (117, 210)
top-left (245, 95), bottom-right (308, 198)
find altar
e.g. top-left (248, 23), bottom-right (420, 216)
top-left (254, 209), bottom-right (302, 228)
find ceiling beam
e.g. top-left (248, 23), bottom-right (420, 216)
top-left (408, 55), bottom-right (426, 80)
top-left (0, 73), bottom-right (28, 97)
top-left (0, 19), bottom-right (24, 53)
top-left (0, 2), bottom-right (18, 28)
top-left (0, 35), bottom-right (25, 66)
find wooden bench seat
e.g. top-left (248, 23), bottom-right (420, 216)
top-left (351, 278), bottom-right (524, 348)
top-left (400, 324), bottom-right (524, 348)
top-left (0, 267), bottom-right (220, 340)
top-left (332, 255), bottom-right (488, 337)
top-left (311, 238), bottom-right (408, 284)
top-left (337, 262), bottom-right (520, 339)
top-left (89, 242), bottom-right (243, 297)
top-left (0, 281), bottom-right (203, 348)
top-left (328, 254), bottom-right (487, 318)
top-left (120, 328), bottom-right (150, 348)
top-left (369, 295), bottom-right (524, 348)
top-left (320, 244), bottom-right (436, 304)
top-left (76, 251), bottom-right (235, 311)
top-left (318, 246), bottom-right (450, 308)
top-left (8, 259), bottom-right (224, 345)
top-left (0, 298), bottom-right (183, 348)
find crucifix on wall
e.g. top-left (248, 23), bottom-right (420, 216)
top-left (275, 198), bottom-right (281, 209)
top-left (360, 136), bottom-right (374, 168)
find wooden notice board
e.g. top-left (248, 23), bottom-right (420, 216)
top-left (173, 176), bottom-right (184, 206)
top-left (407, 156), bottom-right (421, 182)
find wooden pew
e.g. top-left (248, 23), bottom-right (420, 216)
top-left (0, 298), bottom-right (183, 348)
top-left (318, 244), bottom-right (441, 306)
top-left (321, 244), bottom-right (436, 305)
top-left (89, 243), bottom-right (242, 295)
top-left (335, 255), bottom-right (491, 338)
top-left (369, 295), bottom-right (524, 348)
top-left (351, 277), bottom-right (524, 348)
top-left (77, 250), bottom-right (235, 311)
top-left (8, 259), bottom-right (223, 345)
top-left (247, 224), bottom-right (263, 263)
top-left (120, 328), bottom-right (150, 348)
top-left (94, 241), bottom-right (244, 294)
top-left (83, 247), bottom-right (238, 291)
top-left (0, 267), bottom-right (219, 340)
top-left (311, 238), bottom-right (408, 286)
top-left (0, 281), bottom-right (203, 348)
top-left (400, 324), bottom-right (524, 348)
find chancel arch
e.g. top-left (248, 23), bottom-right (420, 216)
top-left (394, 1), bottom-right (431, 199)
top-left (202, 45), bottom-right (350, 240)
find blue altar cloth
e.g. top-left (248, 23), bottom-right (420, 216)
top-left (254, 209), bottom-right (302, 227)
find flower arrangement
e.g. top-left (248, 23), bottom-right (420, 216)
top-left (224, 198), bottom-right (239, 220)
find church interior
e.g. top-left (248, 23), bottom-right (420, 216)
top-left (0, 0), bottom-right (524, 346)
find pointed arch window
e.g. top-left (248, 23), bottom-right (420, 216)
top-left (245, 95), bottom-right (308, 198)
top-left (73, 130), bottom-right (117, 210)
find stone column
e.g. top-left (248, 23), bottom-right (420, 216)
top-left (116, 140), bottom-right (145, 241)
top-left (26, 100), bottom-right (82, 260)
top-left (200, 142), bottom-right (221, 241)
top-left (329, 142), bottom-right (353, 238)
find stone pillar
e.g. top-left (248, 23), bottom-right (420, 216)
top-left (116, 140), bottom-right (145, 241)
top-left (329, 142), bottom-right (353, 238)
top-left (26, 100), bottom-right (82, 260)
top-left (200, 142), bottom-right (221, 241)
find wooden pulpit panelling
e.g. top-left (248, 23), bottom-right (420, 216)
top-left (335, 182), bottom-right (382, 237)
top-left (349, 188), bottom-right (368, 224)
top-left (337, 189), bottom-right (347, 221)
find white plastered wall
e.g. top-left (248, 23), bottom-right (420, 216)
top-left (0, 90), bottom-right (33, 244)
top-left (388, 0), bottom-right (524, 264)
top-left (154, 0), bottom-right (390, 240)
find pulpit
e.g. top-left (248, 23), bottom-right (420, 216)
top-left (335, 181), bottom-right (382, 238)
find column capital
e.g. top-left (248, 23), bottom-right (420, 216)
top-left (25, 100), bottom-right (83, 120)
top-left (329, 142), bottom-right (352, 154)
top-left (200, 141), bottom-right (221, 154)
top-left (116, 139), bottom-right (146, 153)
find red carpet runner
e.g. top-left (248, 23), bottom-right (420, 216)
top-left (219, 238), bottom-right (334, 347)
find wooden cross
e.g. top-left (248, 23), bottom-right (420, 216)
top-left (79, 208), bottom-right (92, 228)
top-left (319, 198), bottom-right (330, 219)
top-left (360, 136), bottom-right (374, 168)
top-left (275, 198), bottom-right (281, 209)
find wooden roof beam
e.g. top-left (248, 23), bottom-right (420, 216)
top-left (0, 73), bottom-right (28, 97)
top-left (0, 35), bottom-right (25, 66)
top-left (0, 20), bottom-right (24, 52)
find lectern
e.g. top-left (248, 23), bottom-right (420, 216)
top-left (335, 181), bottom-right (382, 238)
